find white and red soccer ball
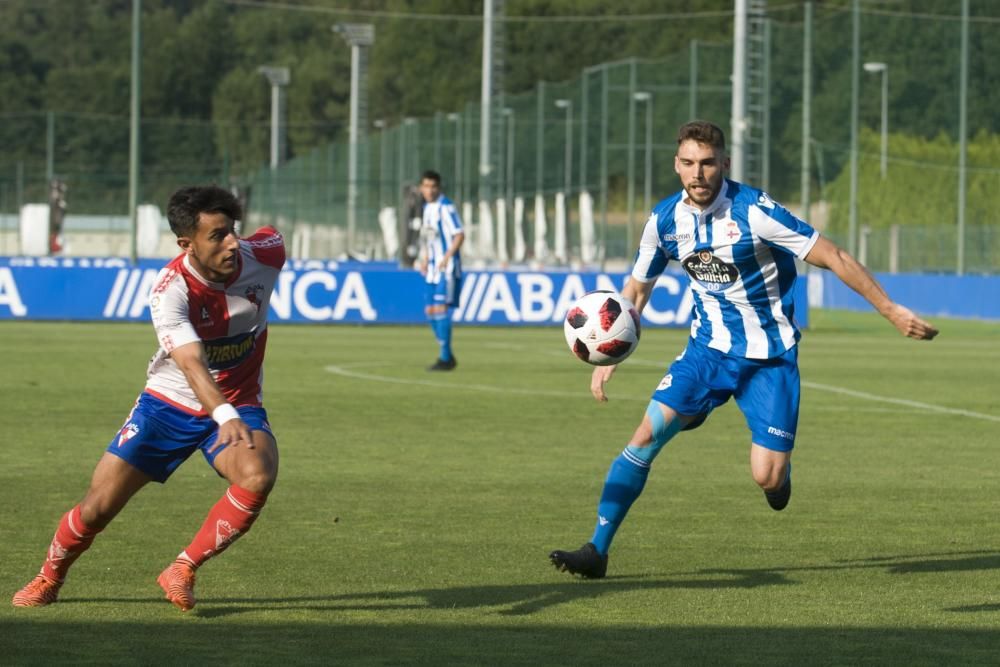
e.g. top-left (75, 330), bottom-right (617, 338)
top-left (563, 290), bottom-right (641, 366)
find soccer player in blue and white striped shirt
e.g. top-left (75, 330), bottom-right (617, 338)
top-left (418, 170), bottom-right (465, 371)
top-left (550, 121), bottom-right (938, 579)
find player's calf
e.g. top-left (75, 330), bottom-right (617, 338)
top-left (762, 463), bottom-right (792, 511)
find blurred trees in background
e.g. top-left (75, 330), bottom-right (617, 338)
top-left (1, 0), bottom-right (997, 212)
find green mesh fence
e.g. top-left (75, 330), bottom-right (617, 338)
top-left (1, 3), bottom-right (997, 273)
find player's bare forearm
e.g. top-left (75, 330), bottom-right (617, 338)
top-left (622, 277), bottom-right (654, 314)
top-left (170, 342), bottom-right (229, 411)
top-left (806, 236), bottom-right (938, 340)
top-left (171, 343), bottom-right (254, 449)
top-left (440, 232), bottom-right (465, 269)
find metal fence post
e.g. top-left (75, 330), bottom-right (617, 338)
top-left (626, 59), bottom-right (637, 255)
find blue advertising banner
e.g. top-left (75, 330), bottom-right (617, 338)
top-left (815, 271), bottom-right (1000, 321)
top-left (0, 257), bottom-right (809, 328)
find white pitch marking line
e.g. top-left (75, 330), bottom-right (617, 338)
top-left (801, 381), bottom-right (1000, 423)
top-left (325, 364), bottom-right (921, 415)
top-left (326, 357), bottom-right (999, 423)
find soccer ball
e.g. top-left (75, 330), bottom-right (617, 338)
top-left (563, 290), bottom-right (641, 366)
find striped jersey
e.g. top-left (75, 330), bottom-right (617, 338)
top-left (421, 195), bottom-right (463, 284)
top-left (632, 179), bottom-right (819, 359)
top-left (145, 227), bottom-right (286, 414)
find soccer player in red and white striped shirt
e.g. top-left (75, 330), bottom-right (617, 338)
top-left (12, 186), bottom-right (285, 611)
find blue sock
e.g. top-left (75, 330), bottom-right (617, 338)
top-left (590, 454), bottom-right (650, 555)
top-left (429, 318), bottom-right (445, 358)
top-left (438, 314), bottom-right (453, 361)
top-left (428, 318), bottom-right (439, 347)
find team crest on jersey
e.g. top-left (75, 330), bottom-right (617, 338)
top-left (244, 283), bottom-right (265, 312)
top-left (118, 422), bottom-right (139, 447)
top-left (724, 221), bottom-right (742, 242)
top-left (681, 250), bottom-right (738, 292)
top-left (198, 305), bottom-right (215, 327)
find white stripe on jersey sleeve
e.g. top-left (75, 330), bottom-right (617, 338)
top-left (631, 212), bottom-right (665, 283)
top-left (748, 200), bottom-right (820, 259)
top-left (441, 203), bottom-right (463, 235)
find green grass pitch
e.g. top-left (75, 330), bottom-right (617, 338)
top-left (1, 311), bottom-right (998, 665)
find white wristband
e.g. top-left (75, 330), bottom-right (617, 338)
top-left (212, 403), bottom-right (240, 426)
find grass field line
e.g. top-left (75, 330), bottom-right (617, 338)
top-left (324, 363), bottom-right (932, 416)
top-left (523, 345), bottom-right (1000, 423)
top-left (800, 381), bottom-right (1000, 423)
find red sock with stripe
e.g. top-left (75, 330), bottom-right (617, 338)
top-left (177, 485), bottom-right (268, 568)
top-left (41, 505), bottom-right (101, 582)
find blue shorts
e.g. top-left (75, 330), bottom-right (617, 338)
top-left (106, 392), bottom-right (275, 483)
top-left (425, 276), bottom-right (462, 309)
top-left (652, 339), bottom-right (800, 452)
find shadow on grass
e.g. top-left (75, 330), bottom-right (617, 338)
top-left (946, 603), bottom-right (1000, 613)
top-left (47, 549), bottom-right (1000, 622)
top-left (56, 568), bottom-right (792, 619)
top-left (2, 618), bottom-right (999, 665)
top-left (5, 550), bottom-right (1000, 663)
top-left (689, 549), bottom-right (1000, 579)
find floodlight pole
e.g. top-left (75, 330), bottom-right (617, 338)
top-left (258, 66), bottom-right (290, 170)
top-left (957, 0), bottom-right (969, 275)
top-left (730, 0), bottom-right (747, 181)
top-left (373, 119), bottom-right (386, 207)
top-left (503, 108), bottom-right (514, 206)
top-left (634, 92), bottom-right (653, 216)
top-left (801, 1), bottom-right (813, 225)
top-left (626, 59), bottom-right (637, 252)
top-left (128, 0), bottom-right (141, 264)
top-left (480, 0), bottom-right (494, 199)
top-left (447, 113), bottom-right (462, 207)
top-left (689, 39), bottom-right (698, 120)
top-left (554, 99), bottom-right (572, 198)
top-left (848, 0), bottom-right (860, 256)
top-left (333, 23), bottom-right (375, 254)
top-left (863, 61), bottom-right (888, 179)
top-left (45, 111), bottom-right (55, 183)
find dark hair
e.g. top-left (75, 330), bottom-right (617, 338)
top-left (166, 185), bottom-right (242, 237)
top-left (676, 121), bottom-right (726, 151)
top-left (420, 170), bottom-right (442, 185)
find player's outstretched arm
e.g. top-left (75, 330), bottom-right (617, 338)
top-left (804, 236), bottom-right (939, 340)
top-left (170, 342), bottom-right (255, 450)
top-left (590, 278), bottom-right (656, 402)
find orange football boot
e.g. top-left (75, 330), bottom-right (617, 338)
top-left (12, 574), bottom-right (62, 607)
top-left (157, 560), bottom-right (197, 612)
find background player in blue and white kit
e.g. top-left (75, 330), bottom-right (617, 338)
top-left (417, 170), bottom-right (465, 371)
top-left (550, 121), bottom-right (938, 579)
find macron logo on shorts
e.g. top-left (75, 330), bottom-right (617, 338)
top-left (767, 426), bottom-right (795, 441)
